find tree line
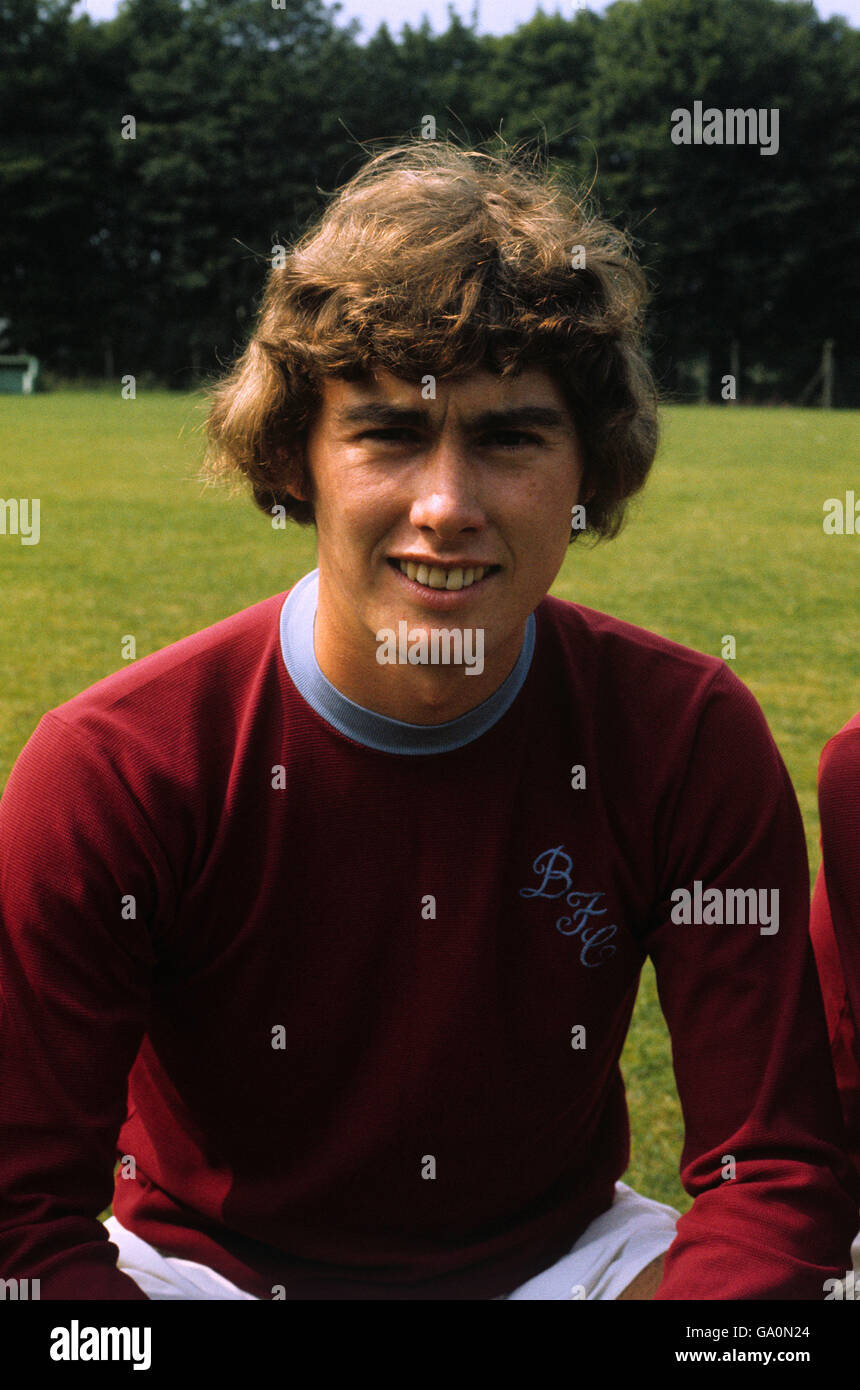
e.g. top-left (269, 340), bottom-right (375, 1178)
top-left (2, 0), bottom-right (858, 403)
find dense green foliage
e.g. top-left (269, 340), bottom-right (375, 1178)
top-left (1, 0), bottom-right (858, 401)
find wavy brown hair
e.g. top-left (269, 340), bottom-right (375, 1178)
top-left (203, 140), bottom-right (659, 540)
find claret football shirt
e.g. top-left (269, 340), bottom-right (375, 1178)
top-left (0, 571), bottom-right (857, 1298)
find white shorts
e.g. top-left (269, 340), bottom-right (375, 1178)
top-left (104, 1181), bottom-right (680, 1301)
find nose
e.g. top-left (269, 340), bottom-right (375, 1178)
top-left (408, 434), bottom-right (486, 538)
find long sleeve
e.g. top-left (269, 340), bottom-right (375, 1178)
top-left (643, 668), bottom-right (859, 1299)
top-left (811, 718), bottom-right (860, 1169)
top-left (0, 712), bottom-right (168, 1298)
top-left (816, 723), bottom-right (860, 1072)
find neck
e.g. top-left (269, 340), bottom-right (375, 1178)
top-left (314, 613), bottom-right (524, 724)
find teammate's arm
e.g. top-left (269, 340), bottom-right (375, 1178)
top-left (817, 724), bottom-right (860, 1076)
top-left (642, 668), bottom-right (859, 1300)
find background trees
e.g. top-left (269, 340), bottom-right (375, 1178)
top-left (1, 0), bottom-right (857, 401)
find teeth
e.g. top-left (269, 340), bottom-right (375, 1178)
top-left (398, 560), bottom-right (489, 589)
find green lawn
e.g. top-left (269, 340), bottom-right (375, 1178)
top-left (1, 391), bottom-right (858, 1216)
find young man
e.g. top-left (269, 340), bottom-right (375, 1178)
top-left (0, 142), bottom-right (857, 1301)
top-left (810, 710), bottom-right (860, 1280)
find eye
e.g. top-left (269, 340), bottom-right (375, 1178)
top-left (484, 430), bottom-right (543, 448)
top-left (358, 428), bottom-right (419, 443)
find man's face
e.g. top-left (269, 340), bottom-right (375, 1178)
top-left (300, 365), bottom-right (587, 722)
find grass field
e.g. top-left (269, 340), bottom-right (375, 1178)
top-left (1, 391), bottom-right (858, 1216)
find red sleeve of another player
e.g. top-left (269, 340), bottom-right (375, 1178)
top-left (814, 725), bottom-right (860, 1162)
top-left (645, 670), bottom-right (859, 1299)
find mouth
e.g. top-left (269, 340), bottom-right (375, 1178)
top-left (389, 558), bottom-right (501, 592)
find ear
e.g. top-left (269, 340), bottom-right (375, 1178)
top-left (272, 446), bottom-right (309, 502)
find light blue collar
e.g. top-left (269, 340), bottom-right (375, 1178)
top-left (279, 569), bottom-right (536, 755)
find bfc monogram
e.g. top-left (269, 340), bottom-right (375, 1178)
top-left (520, 846), bottom-right (618, 968)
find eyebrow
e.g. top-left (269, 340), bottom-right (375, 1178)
top-left (333, 403), bottom-right (573, 433)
